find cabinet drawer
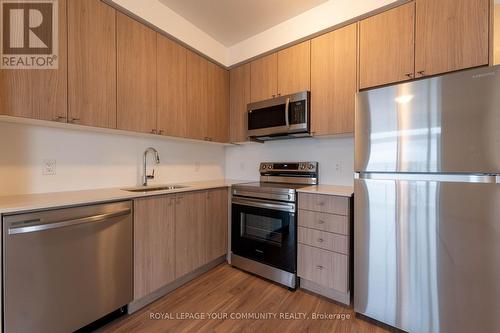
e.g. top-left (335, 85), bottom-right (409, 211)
top-left (298, 227), bottom-right (348, 254)
top-left (298, 209), bottom-right (349, 235)
top-left (298, 193), bottom-right (349, 215)
top-left (298, 244), bottom-right (348, 292)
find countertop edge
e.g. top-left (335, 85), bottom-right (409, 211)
top-left (0, 180), bottom-right (251, 215)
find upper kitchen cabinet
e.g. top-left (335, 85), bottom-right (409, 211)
top-left (359, 2), bottom-right (415, 89)
top-left (157, 34), bottom-right (187, 138)
top-left (415, 0), bottom-right (489, 78)
top-left (229, 63), bottom-right (251, 143)
top-left (116, 12), bottom-right (157, 134)
top-left (311, 23), bottom-right (357, 135)
top-left (68, 0), bottom-right (116, 128)
top-left (207, 62), bottom-right (230, 143)
top-left (250, 53), bottom-right (278, 102)
top-left (186, 51), bottom-right (209, 141)
top-left (277, 40), bottom-right (311, 96)
top-left (0, 0), bottom-right (67, 122)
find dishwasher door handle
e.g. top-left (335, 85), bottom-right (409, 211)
top-left (8, 208), bottom-right (131, 235)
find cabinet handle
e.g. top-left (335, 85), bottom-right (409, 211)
top-left (69, 117), bottom-right (80, 123)
top-left (277, 93), bottom-right (281, 97)
top-left (316, 265), bottom-right (324, 270)
top-left (272, 94), bottom-right (276, 98)
top-left (417, 70), bottom-right (425, 76)
top-left (53, 116), bottom-right (66, 122)
top-left (317, 219), bottom-right (325, 224)
top-left (158, 130), bottom-right (165, 135)
top-left (317, 202), bottom-right (325, 206)
top-left (405, 73), bottom-right (413, 78)
top-left (151, 129), bottom-right (157, 134)
top-left (317, 238), bottom-right (324, 243)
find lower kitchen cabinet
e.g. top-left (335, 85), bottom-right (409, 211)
top-left (297, 192), bottom-right (352, 305)
top-left (132, 188), bottom-right (229, 304)
top-left (133, 195), bottom-right (176, 300)
top-left (205, 188), bottom-right (229, 262)
top-left (175, 191), bottom-right (207, 278)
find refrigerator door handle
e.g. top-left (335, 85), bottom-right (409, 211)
top-left (357, 172), bottom-right (498, 183)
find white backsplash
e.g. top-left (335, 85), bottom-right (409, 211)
top-left (0, 121), bottom-right (354, 196)
top-left (0, 122), bottom-right (225, 196)
top-left (225, 136), bottom-right (355, 186)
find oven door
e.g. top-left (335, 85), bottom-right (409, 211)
top-left (231, 197), bottom-right (296, 273)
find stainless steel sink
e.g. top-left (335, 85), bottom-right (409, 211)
top-left (121, 185), bottom-right (187, 193)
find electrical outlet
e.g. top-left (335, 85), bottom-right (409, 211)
top-left (335, 162), bottom-right (342, 173)
top-left (42, 159), bottom-right (56, 175)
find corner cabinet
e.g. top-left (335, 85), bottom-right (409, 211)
top-left (207, 63), bottom-right (230, 143)
top-left (311, 23), bottom-right (357, 136)
top-left (229, 63), bottom-right (251, 143)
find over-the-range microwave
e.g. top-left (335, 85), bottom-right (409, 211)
top-left (247, 91), bottom-right (310, 141)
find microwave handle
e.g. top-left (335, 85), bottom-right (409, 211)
top-left (284, 98), bottom-right (290, 127)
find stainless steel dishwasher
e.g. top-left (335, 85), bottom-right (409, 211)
top-left (3, 201), bottom-right (133, 333)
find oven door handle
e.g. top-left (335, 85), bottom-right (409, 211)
top-left (232, 197), bottom-right (295, 213)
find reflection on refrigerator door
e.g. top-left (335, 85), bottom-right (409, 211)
top-left (354, 178), bottom-right (500, 333)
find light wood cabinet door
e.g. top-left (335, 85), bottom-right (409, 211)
top-left (134, 195), bottom-right (176, 300)
top-left (205, 188), bottom-right (228, 262)
top-left (277, 40), bottom-right (311, 96)
top-left (0, 0), bottom-right (67, 122)
top-left (68, 0), bottom-right (116, 128)
top-left (186, 51), bottom-right (208, 140)
top-left (415, 0), bottom-right (489, 77)
top-left (311, 23), bottom-right (357, 135)
top-left (157, 34), bottom-right (187, 137)
top-left (359, 3), bottom-right (415, 89)
top-left (207, 63), bottom-right (230, 143)
top-left (250, 53), bottom-right (277, 102)
top-left (229, 63), bottom-right (251, 143)
top-left (175, 191), bottom-right (207, 278)
top-left (116, 12), bottom-right (157, 134)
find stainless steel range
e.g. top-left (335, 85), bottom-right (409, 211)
top-left (231, 162), bottom-right (318, 289)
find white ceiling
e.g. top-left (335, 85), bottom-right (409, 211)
top-left (159, 0), bottom-right (329, 47)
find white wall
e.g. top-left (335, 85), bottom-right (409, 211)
top-left (225, 137), bottom-right (355, 186)
top-left (0, 122), bottom-right (225, 196)
top-left (111, 0), bottom-right (397, 67)
top-left (110, 0), bottom-right (228, 65)
top-left (228, 0), bottom-right (396, 65)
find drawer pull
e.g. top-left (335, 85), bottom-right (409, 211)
top-left (317, 202), bottom-right (325, 206)
top-left (317, 219), bottom-right (325, 224)
top-left (317, 238), bottom-right (324, 243)
top-left (316, 265), bottom-right (324, 270)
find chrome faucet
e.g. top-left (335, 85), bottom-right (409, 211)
top-left (142, 147), bottom-right (160, 186)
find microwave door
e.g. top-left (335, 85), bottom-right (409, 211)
top-left (247, 104), bottom-right (289, 137)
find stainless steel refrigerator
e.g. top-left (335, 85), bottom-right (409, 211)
top-left (354, 66), bottom-right (500, 333)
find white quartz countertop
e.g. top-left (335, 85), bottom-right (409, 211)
top-left (0, 179), bottom-right (250, 215)
top-left (297, 184), bottom-right (354, 197)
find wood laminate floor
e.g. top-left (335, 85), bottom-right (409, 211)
top-left (101, 264), bottom-right (390, 333)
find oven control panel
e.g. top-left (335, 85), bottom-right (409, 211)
top-left (259, 162), bottom-right (317, 173)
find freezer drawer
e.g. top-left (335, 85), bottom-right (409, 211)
top-left (3, 201), bottom-right (133, 333)
top-left (354, 178), bottom-right (500, 333)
